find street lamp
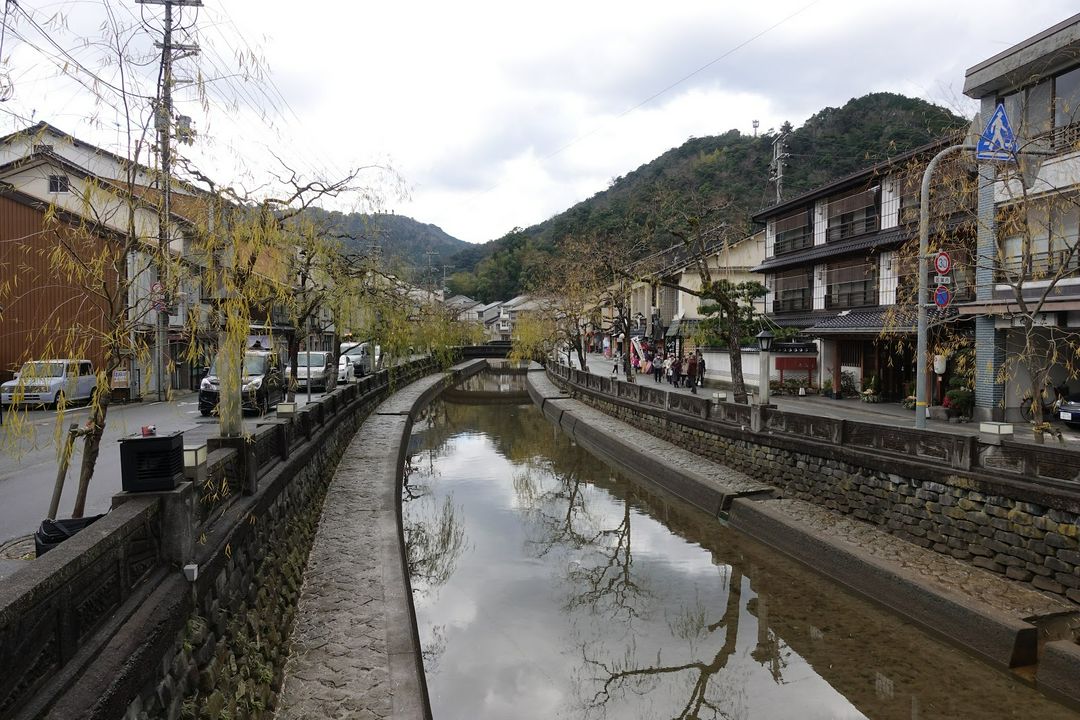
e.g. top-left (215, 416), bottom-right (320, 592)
top-left (916, 144), bottom-right (972, 429)
top-left (756, 329), bottom-right (774, 405)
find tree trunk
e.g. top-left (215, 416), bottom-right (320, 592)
top-left (575, 339), bottom-right (588, 372)
top-left (288, 334), bottom-right (301, 402)
top-left (623, 328), bottom-right (635, 384)
top-left (72, 394), bottom-right (110, 518)
top-left (728, 327), bottom-right (748, 404)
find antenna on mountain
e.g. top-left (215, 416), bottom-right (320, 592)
top-left (752, 119), bottom-right (759, 137)
top-left (768, 126), bottom-right (789, 204)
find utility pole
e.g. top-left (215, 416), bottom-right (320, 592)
top-left (769, 129), bottom-right (788, 204)
top-left (137, 0), bottom-right (201, 401)
top-left (424, 249), bottom-right (438, 301)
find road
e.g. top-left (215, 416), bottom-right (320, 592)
top-left (0, 387), bottom-right (332, 550)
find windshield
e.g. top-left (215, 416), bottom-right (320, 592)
top-left (19, 361), bottom-right (65, 378)
top-left (343, 344), bottom-right (367, 357)
top-left (299, 352), bottom-right (327, 366)
top-left (208, 353), bottom-right (270, 376)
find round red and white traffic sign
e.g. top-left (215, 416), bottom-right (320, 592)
top-left (934, 251), bottom-right (951, 275)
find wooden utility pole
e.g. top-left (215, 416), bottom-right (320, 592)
top-left (137, 0), bottom-right (201, 400)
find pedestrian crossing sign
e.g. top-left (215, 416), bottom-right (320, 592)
top-left (976, 104), bottom-right (1018, 162)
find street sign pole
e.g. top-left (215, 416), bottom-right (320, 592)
top-left (916, 144), bottom-right (972, 430)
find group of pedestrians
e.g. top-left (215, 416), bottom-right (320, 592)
top-left (641, 348), bottom-right (706, 394)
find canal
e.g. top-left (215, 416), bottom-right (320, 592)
top-left (402, 376), bottom-right (1079, 719)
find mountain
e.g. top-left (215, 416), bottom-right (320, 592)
top-left (306, 209), bottom-right (470, 282)
top-left (444, 92), bottom-right (970, 302)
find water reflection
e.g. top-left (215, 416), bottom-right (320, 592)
top-left (403, 396), bottom-right (1080, 720)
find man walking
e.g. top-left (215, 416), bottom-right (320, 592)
top-left (686, 352), bottom-right (698, 394)
top-left (695, 349), bottom-right (706, 390)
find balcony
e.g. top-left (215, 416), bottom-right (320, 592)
top-left (826, 213), bottom-right (879, 243)
top-left (826, 279), bottom-right (878, 310)
top-left (773, 288), bottom-right (811, 313)
top-left (774, 230), bottom-right (814, 256)
top-left (996, 250), bottom-right (1078, 283)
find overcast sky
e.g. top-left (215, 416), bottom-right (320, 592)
top-left (0, 1), bottom-right (1076, 243)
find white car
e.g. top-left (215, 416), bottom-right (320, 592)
top-left (1, 359), bottom-right (97, 408)
top-left (295, 351), bottom-right (333, 391)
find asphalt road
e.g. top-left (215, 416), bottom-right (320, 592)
top-left (0, 387), bottom-right (332, 550)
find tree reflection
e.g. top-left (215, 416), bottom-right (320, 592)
top-left (514, 461), bottom-right (647, 622)
top-left (579, 567), bottom-right (747, 720)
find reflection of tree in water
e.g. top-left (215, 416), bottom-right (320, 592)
top-left (401, 442), bottom-right (469, 671)
top-left (514, 459), bottom-right (647, 623)
top-left (579, 567), bottom-right (750, 720)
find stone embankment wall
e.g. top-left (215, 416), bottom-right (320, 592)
top-left (0, 357), bottom-right (451, 720)
top-left (546, 365), bottom-right (1080, 606)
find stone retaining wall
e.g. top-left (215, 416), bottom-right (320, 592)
top-left (547, 368), bottom-right (1080, 605)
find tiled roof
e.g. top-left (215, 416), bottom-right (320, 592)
top-left (805, 307), bottom-right (960, 335)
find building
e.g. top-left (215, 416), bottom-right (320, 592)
top-left (961, 13), bottom-right (1080, 420)
top-left (0, 123), bottom-right (208, 394)
top-left (752, 139), bottom-right (977, 401)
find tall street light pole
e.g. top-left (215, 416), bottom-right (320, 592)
top-left (916, 144), bottom-right (972, 429)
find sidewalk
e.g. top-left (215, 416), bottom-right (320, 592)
top-left (577, 353), bottom-right (1074, 445)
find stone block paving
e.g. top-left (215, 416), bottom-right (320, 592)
top-left (278, 371), bottom-right (458, 720)
top-left (766, 496), bottom-right (1076, 621)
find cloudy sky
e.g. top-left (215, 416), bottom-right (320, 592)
top-left (0, 1), bottom-right (1075, 243)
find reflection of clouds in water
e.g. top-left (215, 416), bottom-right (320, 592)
top-left (407, 404), bottom-right (1066, 720)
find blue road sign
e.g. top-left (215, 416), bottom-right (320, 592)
top-left (934, 285), bottom-right (952, 308)
top-left (976, 103), bottom-right (1018, 162)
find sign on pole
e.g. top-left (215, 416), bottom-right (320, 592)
top-left (934, 251), bottom-right (951, 275)
top-left (933, 274), bottom-right (951, 285)
top-left (976, 104), bottom-right (1018, 162)
top-left (934, 285), bottom-right (952, 308)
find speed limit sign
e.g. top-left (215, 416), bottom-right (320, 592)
top-left (934, 251), bottom-right (951, 275)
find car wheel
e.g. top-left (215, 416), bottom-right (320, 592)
top-left (200, 408), bottom-right (211, 417)
top-left (53, 390), bottom-right (65, 410)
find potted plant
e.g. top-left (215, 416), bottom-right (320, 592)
top-left (839, 371), bottom-right (857, 400)
top-left (902, 395), bottom-right (917, 410)
top-left (943, 378), bottom-right (974, 421)
top-left (861, 374), bottom-right (882, 403)
top-left (822, 378), bottom-right (833, 399)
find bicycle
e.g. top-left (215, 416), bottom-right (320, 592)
top-left (1020, 382), bottom-right (1068, 423)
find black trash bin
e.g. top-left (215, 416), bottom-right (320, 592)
top-left (34, 514), bottom-right (105, 557)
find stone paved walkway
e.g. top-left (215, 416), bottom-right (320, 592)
top-left (277, 362), bottom-right (485, 720)
top-left (765, 496), bottom-right (1076, 621)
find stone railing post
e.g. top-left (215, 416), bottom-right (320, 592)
top-left (111, 482), bottom-right (195, 565)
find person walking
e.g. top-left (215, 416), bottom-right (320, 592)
top-left (671, 355), bottom-right (682, 387)
top-left (686, 352), bottom-right (698, 394)
top-left (695, 349), bottom-right (706, 390)
top-left (653, 352), bottom-right (664, 383)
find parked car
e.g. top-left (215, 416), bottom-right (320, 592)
top-left (337, 353), bottom-right (361, 384)
top-left (295, 351), bottom-right (333, 391)
top-left (1058, 393), bottom-right (1080, 429)
top-left (1, 359), bottom-right (96, 408)
top-left (341, 342), bottom-right (380, 379)
top-left (198, 351), bottom-right (284, 416)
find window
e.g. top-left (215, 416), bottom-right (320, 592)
top-left (48, 175), bottom-right (69, 193)
top-left (827, 188), bottom-right (879, 242)
top-left (773, 209), bottom-right (813, 255)
top-left (772, 268), bottom-right (812, 312)
top-left (1055, 66), bottom-right (1080, 129)
top-left (79, 362), bottom-right (93, 376)
top-left (826, 257), bottom-right (878, 309)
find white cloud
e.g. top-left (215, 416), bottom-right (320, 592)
top-left (1, 0), bottom-right (1074, 243)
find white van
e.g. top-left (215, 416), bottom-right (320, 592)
top-left (1, 359), bottom-right (97, 408)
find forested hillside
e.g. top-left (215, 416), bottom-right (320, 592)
top-left (305, 209), bottom-right (469, 282)
top-left (445, 92), bottom-right (969, 302)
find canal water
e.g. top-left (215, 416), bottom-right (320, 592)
top-left (403, 379), bottom-right (1079, 720)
